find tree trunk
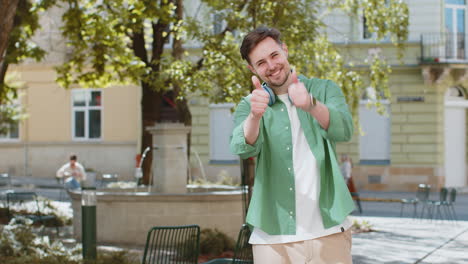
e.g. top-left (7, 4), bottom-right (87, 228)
top-left (0, 0), bottom-right (19, 63)
top-left (0, 0), bottom-right (20, 103)
top-left (141, 82), bottom-right (163, 185)
top-left (171, 0), bottom-right (192, 182)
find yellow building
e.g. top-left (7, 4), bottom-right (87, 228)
top-left (2, 0), bottom-right (468, 192)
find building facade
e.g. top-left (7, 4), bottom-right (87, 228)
top-left (325, 0), bottom-right (468, 190)
top-left (1, 0), bottom-right (467, 191)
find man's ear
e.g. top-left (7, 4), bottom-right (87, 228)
top-left (282, 43), bottom-right (288, 57)
top-left (247, 64), bottom-right (256, 74)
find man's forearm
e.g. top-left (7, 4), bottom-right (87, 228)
top-left (307, 100), bottom-right (330, 130)
top-left (243, 113), bottom-right (262, 145)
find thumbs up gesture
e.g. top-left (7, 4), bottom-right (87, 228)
top-left (288, 71), bottom-right (313, 112)
top-left (250, 76), bottom-right (270, 120)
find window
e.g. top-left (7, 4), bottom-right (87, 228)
top-left (361, 0), bottom-right (390, 41)
top-left (209, 103), bottom-right (238, 164)
top-left (362, 16), bottom-right (373, 40)
top-left (0, 122), bottom-right (19, 141)
top-left (359, 87), bottom-right (391, 165)
top-left (72, 89), bottom-right (102, 140)
top-left (445, 0), bottom-right (466, 59)
top-left (213, 13), bottom-right (224, 34)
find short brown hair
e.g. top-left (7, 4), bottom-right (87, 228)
top-left (70, 154), bottom-right (77, 161)
top-left (240, 26), bottom-right (282, 64)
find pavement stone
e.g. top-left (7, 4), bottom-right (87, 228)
top-left (351, 216), bottom-right (468, 264)
top-left (2, 176), bottom-right (468, 263)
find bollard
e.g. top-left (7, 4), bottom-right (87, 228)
top-left (81, 187), bottom-right (97, 260)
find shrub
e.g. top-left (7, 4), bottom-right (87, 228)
top-left (199, 228), bottom-right (235, 256)
top-left (351, 219), bottom-right (375, 233)
top-left (0, 217), bottom-right (139, 264)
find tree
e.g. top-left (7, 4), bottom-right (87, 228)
top-left (56, 0), bottom-right (409, 184)
top-left (174, 0), bottom-right (408, 117)
top-left (57, 0), bottom-right (190, 184)
top-left (0, 0), bottom-right (56, 133)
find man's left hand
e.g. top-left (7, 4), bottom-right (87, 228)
top-left (288, 71), bottom-right (314, 112)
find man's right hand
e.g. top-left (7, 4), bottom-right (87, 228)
top-left (250, 76), bottom-right (270, 120)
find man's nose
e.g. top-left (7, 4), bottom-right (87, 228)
top-left (266, 60), bottom-right (275, 71)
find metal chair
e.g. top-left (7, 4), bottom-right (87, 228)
top-left (142, 225), bottom-right (200, 264)
top-left (351, 192), bottom-right (363, 214)
top-left (443, 188), bottom-right (458, 221)
top-left (0, 173), bottom-right (12, 187)
top-left (400, 184), bottom-right (430, 218)
top-left (6, 191), bottom-right (60, 234)
top-left (203, 224), bottom-right (253, 264)
top-left (55, 176), bottom-right (67, 201)
top-left (426, 187), bottom-right (449, 220)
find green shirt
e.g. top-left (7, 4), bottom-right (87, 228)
top-left (230, 75), bottom-right (355, 235)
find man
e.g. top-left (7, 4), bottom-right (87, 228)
top-left (56, 154), bottom-right (87, 189)
top-left (340, 154), bottom-right (352, 185)
top-left (230, 26), bottom-right (355, 263)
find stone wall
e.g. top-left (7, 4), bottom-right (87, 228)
top-left (70, 190), bottom-right (244, 246)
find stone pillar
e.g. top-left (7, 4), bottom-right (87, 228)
top-left (147, 123), bottom-right (191, 193)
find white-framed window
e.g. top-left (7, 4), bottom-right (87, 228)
top-left (209, 103), bottom-right (238, 164)
top-left (359, 87), bottom-right (391, 165)
top-left (72, 89), bottom-right (102, 140)
top-left (0, 122), bottom-right (19, 141)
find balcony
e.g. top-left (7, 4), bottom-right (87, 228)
top-left (420, 33), bottom-right (468, 64)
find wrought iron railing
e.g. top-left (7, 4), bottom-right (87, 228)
top-left (420, 33), bottom-right (468, 63)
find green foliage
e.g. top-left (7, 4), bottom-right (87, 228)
top-left (199, 228), bottom-right (235, 256)
top-left (1, 0), bottom-right (56, 131)
top-left (0, 218), bottom-right (81, 263)
top-left (175, 0), bottom-right (408, 118)
top-left (89, 250), bottom-right (139, 264)
top-left (0, 218), bottom-right (139, 264)
top-left (2, 0), bottom-right (56, 66)
top-left (56, 0), bottom-right (409, 120)
top-left (56, 0), bottom-right (181, 90)
top-left (351, 219), bottom-right (375, 233)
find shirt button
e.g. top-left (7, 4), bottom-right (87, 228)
top-left (288, 167), bottom-right (291, 171)
top-left (285, 126), bottom-right (288, 130)
top-left (290, 211), bottom-right (293, 215)
top-left (289, 187), bottom-right (293, 191)
top-left (281, 108), bottom-right (284, 111)
top-left (286, 147), bottom-right (290, 150)
top-left (290, 216), bottom-right (293, 219)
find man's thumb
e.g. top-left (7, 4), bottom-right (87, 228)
top-left (291, 71), bottom-right (299, 84)
top-left (252, 76), bottom-right (262, 90)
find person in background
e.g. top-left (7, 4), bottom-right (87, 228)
top-left (56, 154), bottom-right (87, 189)
top-left (340, 154), bottom-right (352, 185)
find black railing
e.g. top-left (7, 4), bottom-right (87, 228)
top-left (421, 33), bottom-right (468, 63)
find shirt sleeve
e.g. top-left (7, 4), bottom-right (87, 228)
top-left (318, 80), bottom-right (354, 142)
top-left (56, 164), bottom-right (67, 178)
top-left (77, 163), bottom-right (87, 181)
top-left (229, 97), bottom-right (264, 159)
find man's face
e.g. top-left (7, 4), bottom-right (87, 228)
top-left (247, 37), bottom-right (291, 89)
top-left (70, 160), bottom-right (76, 167)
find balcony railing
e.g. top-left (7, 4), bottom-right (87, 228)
top-left (421, 33), bottom-right (468, 63)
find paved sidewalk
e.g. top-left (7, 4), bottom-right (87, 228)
top-left (3, 176), bottom-right (468, 263)
top-left (351, 216), bottom-right (468, 264)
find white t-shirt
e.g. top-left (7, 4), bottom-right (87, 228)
top-left (249, 94), bottom-right (351, 244)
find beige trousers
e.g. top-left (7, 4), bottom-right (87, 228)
top-left (252, 229), bottom-right (352, 264)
